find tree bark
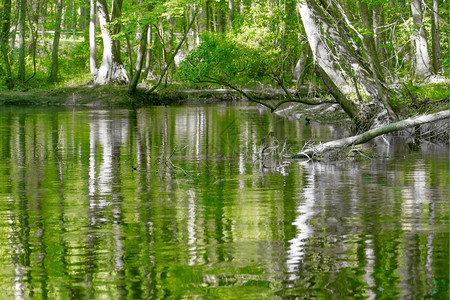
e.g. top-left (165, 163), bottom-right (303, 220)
top-left (17, 0), bottom-right (26, 81)
top-left (128, 24), bottom-right (150, 94)
top-left (228, 0), bottom-right (234, 29)
top-left (205, 0), bottom-right (211, 32)
top-left (297, 2), bottom-right (347, 87)
top-left (372, 4), bottom-right (387, 68)
top-left (95, 0), bottom-right (128, 85)
top-left (301, 0), bottom-right (397, 129)
top-left (49, 0), bottom-right (63, 82)
top-left (216, 1), bottom-right (225, 33)
top-left (314, 66), bottom-right (358, 120)
top-left (89, 0), bottom-right (98, 77)
top-left (411, 0), bottom-right (432, 78)
top-left (0, 0), bottom-right (13, 89)
top-left (293, 45), bottom-right (310, 86)
top-left (126, 34), bottom-right (133, 77)
top-left (27, 0), bottom-right (39, 82)
top-left (142, 25), bottom-right (152, 79)
top-left (9, 0), bottom-right (18, 50)
top-left (431, 0), bottom-right (441, 73)
top-left (358, 1), bottom-right (384, 82)
top-left (295, 110), bottom-right (449, 159)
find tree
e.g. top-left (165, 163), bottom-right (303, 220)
top-left (27, 0), bottom-right (39, 81)
top-left (411, 0), bottom-right (432, 78)
top-left (128, 23), bottom-right (150, 94)
top-left (89, 0), bottom-right (98, 78)
top-left (0, 0), bottom-right (13, 89)
top-left (295, 110), bottom-right (449, 159)
top-left (94, 0), bottom-right (129, 85)
top-left (297, 0), bottom-right (403, 130)
top-left (430, 0), bottom-right (441, 73)
top-left (17, 0), bottom-right (26, 81)
top-left (49, 0), bottom-right (63, 82)
top-left (297, 2), bottom-right (347, 87)
top-left (145, 4), bottom-right (199, 94)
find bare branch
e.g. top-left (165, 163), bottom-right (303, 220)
top-left (294, 110), bottom-right (449, 159)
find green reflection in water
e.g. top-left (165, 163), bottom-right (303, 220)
top-left (0, 105), bottom-right (448, 299)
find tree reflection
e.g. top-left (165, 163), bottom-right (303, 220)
top-left (0, 106), bottom-right (447, 298)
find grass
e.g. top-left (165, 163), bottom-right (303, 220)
top-left (413, 82), bottom-right (449, 101)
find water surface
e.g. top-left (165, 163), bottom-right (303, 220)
top-left (0, 105), bottom-right (448, 299)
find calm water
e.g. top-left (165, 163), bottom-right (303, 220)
top-left (0, 104), bottom-right (448, 299)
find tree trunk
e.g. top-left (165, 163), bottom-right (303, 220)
top-left (142, 25), bottom-right (152, 79)
top-left (1, 0), bottom-right (13, 89)
top-left (95, 0), bottom-right (129, 85)
top-left (126, 34), bottom-right (133, 77)
top-left (297, 2), bottom-right (347, 87)
top-left (27, 0), bottom-right (39, 82)
top-left (239, 0), bottom-right (244, 15)
top-left (128, 24), bottom-right (150, 94)
top-left (295, 110), bottom-right (449, 159)
top-left (293, 45), bottom-right (310, 86)
top-left (301, 0), bottom-right (397, 129)
top-left (49, 0), bottom-right (63, 82)
top-left (9, 0), bottom-right (19, 52)
top-left (216, 2), bottom-right (225, 33)
top-left (411, 0), bottom-right (432, 78)
top-left (431, 0), bottom-right (441, 73)
top-left (193, 4), bottom-right (200, 47)
top-left (205, 0), bottom-right (211, 32)
top-left (89, 0), bottom-right (98, 77)
top-left (111, 0), bottom-right (123, 61)
top-left (372, 4), bottom-right (387, 69)
top-left (17, 0), bottom-right (26, 81)
top-left (358, 1), bottom-right (384, 82)
top-left (228, 0), bottom-right (233, 29)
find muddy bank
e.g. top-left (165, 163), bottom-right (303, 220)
top-left (0, 85), bottom-right (292, 106)
top-left (0, 83), bottom-right (328, 106)
top-left (1, 84), bottom-right (346, 124)
top-left (1, 84), bottom-right (446, 132)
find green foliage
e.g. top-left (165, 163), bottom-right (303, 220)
top-left (232, 2), bottom-right (298, 74)
top-left (412, 83), bottom-right (449, 101)
top-left (178, 2), bottom-right (300, 89)
top-left (178, 33), bottom-right (254, 86)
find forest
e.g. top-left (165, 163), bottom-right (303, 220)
top-left (0, 1), bottom-right (449, 298)
top-left (0, 0), bottom-right (449, 151)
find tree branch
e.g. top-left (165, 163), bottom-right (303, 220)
top-left (148, 7), bottom-right (199, 93)
top-left (294, 110), bottom-right (449, 159)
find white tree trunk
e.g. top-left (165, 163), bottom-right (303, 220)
top-left (298, 3), bottom-right (348, 88)
top-left (89, 0), bottom-right (97, 77)
top-left (300, 0), bottom-right (398, 129)
top-left (95, 0), bottom-right (128, 85)
top-left (411, 0), bottom-right (432, 78)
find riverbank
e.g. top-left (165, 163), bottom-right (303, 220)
top-left (0, 84), bottom-right (273, 107)
top-left (0, 83), bottom-right (447, 125)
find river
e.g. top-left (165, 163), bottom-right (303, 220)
top-left (0, 104), bottom-right (448, 298)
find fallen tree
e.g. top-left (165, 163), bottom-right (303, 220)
top-left (293, 110), bottom-right (449, 159)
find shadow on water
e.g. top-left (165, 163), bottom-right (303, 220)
top-left (0, 105), bottom-right (447, 298)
